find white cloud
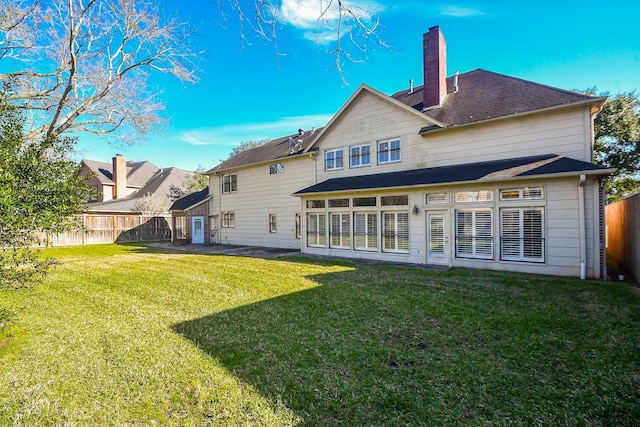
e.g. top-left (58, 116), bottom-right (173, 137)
top-left (279, 0), bottom-right (383, 44)
top-left (178, 114), bottom-right (334, 147)
top-left (439, 5), bottom-right (484, 17)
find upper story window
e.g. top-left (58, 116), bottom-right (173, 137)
top-left (269, 163), bottom-right (284, 174)
top-left (350, 145), bottom-right (370, 168)
top-left (325, 149), bottom-right (344, 170)
top-left (377, 138), bottom-right (401, 164)
top-left (222, 173), bottom-right (237, 194)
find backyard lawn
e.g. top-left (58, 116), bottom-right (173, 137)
top-left (0, 244), bottom-right (638, 426)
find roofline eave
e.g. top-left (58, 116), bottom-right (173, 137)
top-left (293, 168), bottom-right (616, 197)
top-left (206, 150), bottom-right (319, 175)
top-left (419, 97), bottom-right (608, 136)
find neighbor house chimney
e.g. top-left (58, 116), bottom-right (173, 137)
top-left (112, 154), bottom-right (127, 199)
top-left (423, 26), bottom-right (447, 109)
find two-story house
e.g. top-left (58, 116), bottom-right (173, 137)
top-left (207, 26), bottom-right (613, 279)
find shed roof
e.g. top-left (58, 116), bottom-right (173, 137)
top-left (169, 187), bottom-right (210, 211)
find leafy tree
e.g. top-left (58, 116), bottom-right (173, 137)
top-left (0, 92), bottom-right (94, 290)
top-left (183, 165), bottom-right (209, 192)
top-left (227, 138), bottom-right (270, 160)
top-left (594, 92), bottom-right (640, 201)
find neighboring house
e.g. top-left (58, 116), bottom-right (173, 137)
top-left (169, 188), bottom-right (211, 244)
top-left (207, 26), bottom-right (614, 279)
top-left (79, 154), bottom-right (197, 213)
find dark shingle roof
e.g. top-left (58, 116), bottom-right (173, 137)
top-left (88, 167), bottom-right (196, 212)
top-left (209, 128), bottom-right (323, 173)
top-left (392, 69), bottom-right (603, 128)
top-left (170, 187), bottom-right (210, 211)
top-left (80, 159), bottom-right (159, 187)
top-left (294, 154), bottom-right (612, 195)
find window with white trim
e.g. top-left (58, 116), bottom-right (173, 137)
top-left (295, 213), bottom-right (301, 239)
top-left (377, 138), bottom-right (401, 164)
top-left (174, 216), bottom-right (186, 239)
top-left (325, 149), bottom-right (344, 170)
top-left (222, 173), bottom-right (237, 193)
top-left (426, 193), bottom-right (448, 205)
top-left (330, 213), bottom-right (350, 249)
top-left (269, 163), bottom-right (284, 174)
top-left (455, 209), bottom-right (493, 259)
top-left (354, 212), bottom-right (377, 251)
top-left (307, 213), bottom-right (326, 247)
top-left (500, 187), bottom-right (544, 200)
top-left (501, 208), bottom-right (544, 262)
top-left (350, 145), bottom-right (370, 168)
top-left (382, 211), bottom-right (409, 253)
top-left (455, 190), bottom-right (492, 203)
top-left (269, 214), bottom-right (277, 233)
top-left (222, 212), bottom-right (235, 228)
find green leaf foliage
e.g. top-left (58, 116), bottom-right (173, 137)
top-left (594, 91), bottom-right (640, 201)
top-left (0, 91), bottom-right (95, 289)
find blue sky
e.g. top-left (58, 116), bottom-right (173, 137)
top-left (74, 0), bottom-right (640, 172)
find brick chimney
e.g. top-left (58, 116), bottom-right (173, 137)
top-left (112, 154), bottom-right (127, 199)
top-left (423, 26), bottom-right (447, 109)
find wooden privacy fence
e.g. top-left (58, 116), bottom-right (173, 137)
top-left (41, 214), bottom-right (172, 246)
top-left (606, 193), bottom-right (640, 283)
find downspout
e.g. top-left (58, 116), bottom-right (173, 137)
top-left (578, 174), bottom-right (587, 279)
top-left (213, 171), bottom-right (222, 244)
top-left (311, 152), bottom-right (318, 184)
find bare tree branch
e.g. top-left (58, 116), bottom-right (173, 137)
top-left (0, 0), bottom-right (201, 143)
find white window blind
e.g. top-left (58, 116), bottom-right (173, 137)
top-left (354, 212), bottom-right (377, 251)
top-left (307, 213), bottom-right (326, 247)
top-left (501, 208), bottom-right (544, 262)
top-left (455, 209), bottom-right (493, 259)
top-left (330, 213), bottom-right (351, 249)
top-left (382, 212), bottom-right (409, 253)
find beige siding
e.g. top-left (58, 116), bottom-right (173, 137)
top-left (421, 109), bottom-right (592, 168)
top-left (206, 88), bottom-right (604, 278)
top-left (314, 90), bottom-right (592, 183)
top-left (212, 156), bottom-right (315, 248)
top-left (300, 177), bottom-right (602, 278)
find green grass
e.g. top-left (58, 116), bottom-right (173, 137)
top-left (1, 244), bottom-right (639, 426)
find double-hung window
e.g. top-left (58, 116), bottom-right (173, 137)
top-left (222, 173), bottom-right (237, 193)
top-left (350, 145), bottom-right (370, 168)
top-left (174, 216), bottom-right (186, 239)
top-left (501, 208), bottom-right (544, 262)
top-left (377, 138), bottom-right (401, 164)
top-left (325, 149), bottom-right (344, 170)
top-left (222, 212), bottom-right (235, 228)
top-left (455, 209), bottom-right (493, 259)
